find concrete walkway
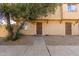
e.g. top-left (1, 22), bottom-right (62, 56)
top-left (0, 36), bottom-right (49, 56)
top-left (0, 36), bottom-right (79, 56)
top-left (24, 36), bottom-right (49, 56)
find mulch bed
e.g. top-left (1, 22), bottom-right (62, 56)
top-left (0, 36), bottom-right (34, 45)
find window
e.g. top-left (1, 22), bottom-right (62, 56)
top-left (67, 4), bottom-right (77, 12)
top-left (22, 23), bottom-right (28, 30)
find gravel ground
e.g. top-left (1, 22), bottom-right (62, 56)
top-left (1, 35), bottom-right (79, 45)
top-left (0, 36), bottom-right (35, 45)
top-left (44, 35), bottom-right (79, 45)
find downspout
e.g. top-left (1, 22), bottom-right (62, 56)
top-left (75, 19), bottom-right (78, 24)
top-left (75, 8), bottom-right (79, 24)
top-left (60, 3), bottom-right (63, 24)
top-left (74, 4), bottom-right (78, 24)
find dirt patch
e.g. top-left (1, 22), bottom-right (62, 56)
top-left (0, 36), bottom-right (35, 45)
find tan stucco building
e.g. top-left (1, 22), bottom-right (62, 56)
top-left (1, 3), bottom-right (79, 37)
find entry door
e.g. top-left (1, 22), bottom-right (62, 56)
top-left (65, 23), bottom-right (72, 35)
top-left (36, 22), bottom-right (42, 35)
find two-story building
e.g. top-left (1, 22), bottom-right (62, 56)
top-left (0, 3), bottom-right (79, 37)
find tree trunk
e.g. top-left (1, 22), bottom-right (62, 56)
top-left (12, 18), bottom-right (27, 41)
top-left (5, 14), bottom-right (27, 41)
top-left (5, 13), bottom-right (14, 40)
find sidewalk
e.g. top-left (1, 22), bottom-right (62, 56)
top-left (47, 46), bottom-right (79, 56)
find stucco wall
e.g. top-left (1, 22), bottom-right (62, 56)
top-left (16, 21), bottom-right (79, 35)
top-left (62, 4), bottom-right (79, 19)
top-left (0, 25), bottom-right (8, 37)
top-left (1, 20), bottom-right (79, 37)
top-left (20, 21), bottom-right (66, 35)
top-left (20, 22), bottom-right (36, 35)
top-left (42, 21), bottom-right (65, 35)
top-left (39, 6), bottom-right (61, 20)
top-left (60, 20), bottom-right (79, 35)
top-left (39, 4), bottom-right (79, 20)
top-left (72, 22), bottom-right (79, 35)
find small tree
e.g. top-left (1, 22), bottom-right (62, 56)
top-left (0, 3), bottom-right (58, 41)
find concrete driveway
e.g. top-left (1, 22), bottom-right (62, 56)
top-left (0, 36), bottom-right (79, 56)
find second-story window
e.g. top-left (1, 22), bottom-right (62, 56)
top-left (67, 4), bottom-right (77, 12)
